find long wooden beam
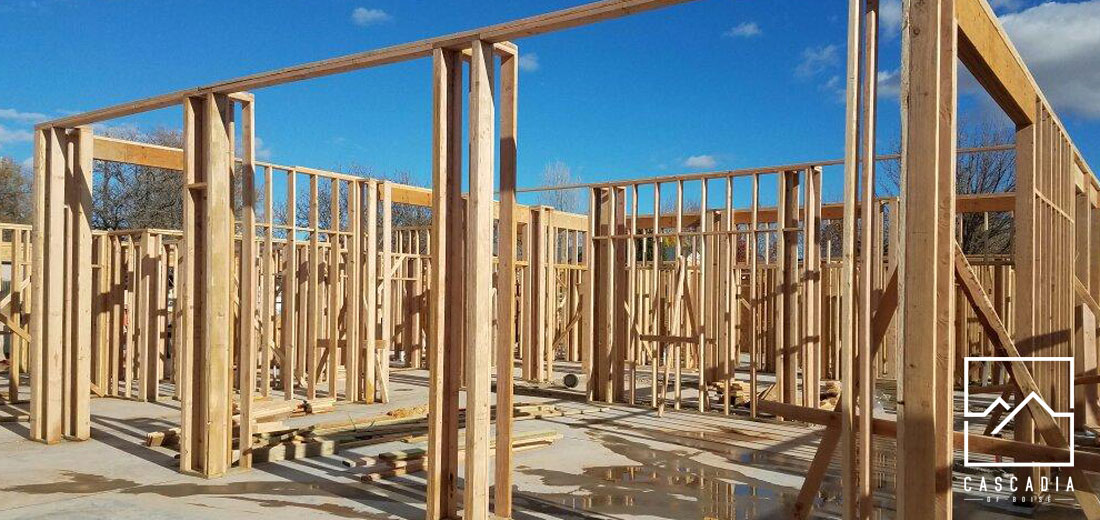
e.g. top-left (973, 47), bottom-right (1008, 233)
top-left (955, 0), bottom-right (1096, 187)
top-left (760, 400), bottom-right (1100, 473)
top-left (40, 0), bottom-right (693, 129)
top-left (88, 136), bottom-right (587, 228)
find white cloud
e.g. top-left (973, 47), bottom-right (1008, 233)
top-left (999, 1), bottom-right (1100, 119)
top-left (723, 22), bottom-right (761, 38)
top-left (684, 155), bottom-right (717, 169)
top-left (518, 53), bottom-right (540, 72)
top-left (256, 136), bottom-right (273, 161)
top-left (22, 157), bottom-right (33, 170)
top-left (820, 74), bottom-right (845, 102)
top-left (877, 68), bottom-right (901, 98)
top-left (990, 0), bottom-right (1025, 11)
top-left (351, 7), bottom-right (390, 27)
top-left (0, 124), bottom-right (33, 150)
top-left (880, 0), bottom-right (903, 38)
top-left (0, 108), bottom-right (47, 123)
top-left (795, 44), bottom-right (839, 78)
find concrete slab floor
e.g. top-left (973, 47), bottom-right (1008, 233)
top-left (0, 367), bottom-right (1092, 519)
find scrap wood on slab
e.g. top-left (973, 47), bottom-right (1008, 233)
top-left (252, 438), bottom-right (336, 464)
top-left (379, 430), bottom-right (564, 461)
top-left (146, 427), bottom-right (181, 448)
top-left (357, 432), bottom-right (562, 482)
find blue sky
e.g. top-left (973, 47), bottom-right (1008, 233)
top-left (1, 0), bottom-right (1098, 209)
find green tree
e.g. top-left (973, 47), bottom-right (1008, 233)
top-left (0, 157), bottom-right (31, 224)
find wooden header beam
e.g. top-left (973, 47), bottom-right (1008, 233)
top-left (956, 0), bottom-right (1097, 188)
top-left (956, 0), bottom-right (1036, 125)
top-left (88, 135), bottom-right (588, 230)
top-left (39, 0), bottom-right (693, 129)
top-left (628, 192), bottom-right (1014, 229)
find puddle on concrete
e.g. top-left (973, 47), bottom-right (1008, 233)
top-left (518, 425), bottom-right (906, 519)
top-left (519, 431), bottom-right (800, 519)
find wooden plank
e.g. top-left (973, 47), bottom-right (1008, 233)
top-left (203, 93), bottom-right (235, 477)
top-left (179, 99), bottom-right (197, 472)
top-left (697, 181), bottom-right (707, 412)
top-left (327, 179), bottom-right (341, 400)
top-left (69, 127), bottom-right (93, 440)
top-left (856, 2), bottom-right (879, 516)
top-left (933, 4), bottom-right (958, 517)
top-left (839, 0), bottom-right (862, 513)
top-left (282, 170), bottom-right (298, 401)
top-left (139, 231), bottom-right (159, 403)
top-left (307, 174), bottom-right (320, 400)
top-left (749, 174), bottom-right (759, 418)
top-left (262, 166), bottom-right (275, 398)
top-left (956, 0), bottom-right (1037, 125)
top-left (30, 127), bottom-right (66, 444)
top-left (495, 45), bottom-right (518, 520)
top-left (346, 180), bottom-right (361, 402)
top-left (794, 422), bottom-right (841, 519)
top-left (92, 136), bottom-right (184, 171)
top-left (438, 44), bottom-right (464, 517)
top-left (381, 181), bottom-right (393, 403)
top-left (239, 98), bottom-right (257, 468)
top-left (40, 0), bottom-right (694, 129)
top-left (464, 39), bottom-right (495, 520)
top-left (365, 181), bottom-right (378, 403)
top-left (584, 189), bottom-right (597, 401)
top-left (897, 0), bottom-right (953, 514)
top-left (760, 399), bottom-right (1100, 472)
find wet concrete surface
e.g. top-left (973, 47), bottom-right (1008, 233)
top-left (1, 366), bottom-right (1097, 519)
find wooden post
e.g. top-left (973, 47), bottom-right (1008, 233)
top-left (68, 126), bottom-right (93, 440)
top-left (30, 127), bottom-right (65, 444)
top-left (346, 180), bottom-right (361, 402)
top-left (139, 231), bottom-right (159, 403)
top-left (281, 170), bottom-right (298, 401)
top-left (857, 1), bottom-right (879, 515)
top-left (327, 179), bottom-right (341, 399)
top-left (365, 180), bottom-right (378, 403)
top-left (495, 44), bottom-right (518, 519)
top-left (839, 0), bottom-right (861, 513)
top-left (262, 166), bottom-right (275, 398)
top-left (464, 38), bottom-right (495, 520)
top-left (307, 174), bottom-right (319, 400)
top-left (584, 189), bottom-right (596, 401)
top-left (381, 181), bottom-right (393, 403)
top-left (897, 0), bottom-right (955, 515)
top-left (238, 97), bottom-right (257, 468)
top-left (749, 174), bottom-right (759, 418)
top-left (777, 171), bottom-right (799, 406)
top-left (426, 47), bottom-right (461, 520)
top-left (805, 167), bottom-right (822, 410)
top-left (529, 208), bottom-right (547, 382)
top-left (179, 93), bottom-right (235, 478)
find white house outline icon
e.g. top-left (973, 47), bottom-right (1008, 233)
top-left (963, 356), bottom-right (1074, 468)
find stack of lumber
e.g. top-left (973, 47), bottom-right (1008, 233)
top-left (147, 401), bottom-right (603, 464)
top-left (352, 430), bottom-right (563, 482)
top-left (145, 396), bottom-right (337, 451)
top-left (706, 380), bottom-right (840, 410)
top-left (254, 402), bottom-right (602, 464)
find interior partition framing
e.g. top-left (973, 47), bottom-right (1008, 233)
top-left (22, 0), bottom-right (1100, 518)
